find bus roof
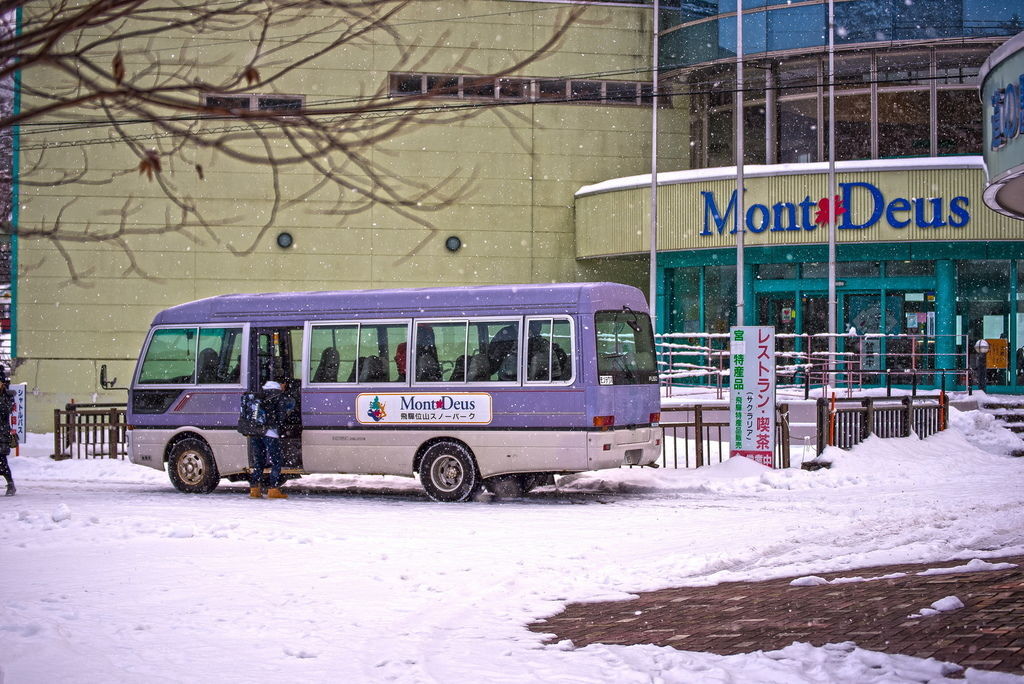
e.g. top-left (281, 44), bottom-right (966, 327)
top-left (150, 282), bottom-right (647, 326)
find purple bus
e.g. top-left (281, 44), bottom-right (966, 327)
top-left (127, 282), bottom-right (662, 502)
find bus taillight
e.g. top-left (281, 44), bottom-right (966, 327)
top-left (649, 412), bottom-right (661, 424)
top-left (593, 415), bottom-right (615, 429)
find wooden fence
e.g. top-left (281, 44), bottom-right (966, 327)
top-left (660, 403), bottom-right (791, 469)
top-left (54, 395), bottom-right (945, 467)
top-left (52, 403), bottom-right (127, 460)
top-left (815, 394), bottom-right (948, 454)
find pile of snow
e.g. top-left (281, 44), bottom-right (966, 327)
top-left (2, 407), bottom-right (1023, 683)
top-left (948, 405), bottom-right (1024, 455)
top-left (909, 595), bottom-right (965, 619)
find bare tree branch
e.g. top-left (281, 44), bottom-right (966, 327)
top-left (0, 0), bottom-right (591, 280)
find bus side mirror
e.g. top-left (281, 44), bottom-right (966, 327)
top-left (100, 364), bottom-right (118, 390)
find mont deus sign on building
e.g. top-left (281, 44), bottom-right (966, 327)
top-left (700, 182), bottom-right (971, 237)
top-left (576, 157), bottom-right (1024, 394)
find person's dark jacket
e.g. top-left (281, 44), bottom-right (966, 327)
top-left (260, 381), bottom-right (286, 435)
top-left (0, 388), bottom-right (13, 450)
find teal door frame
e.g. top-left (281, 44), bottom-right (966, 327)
top-left (752, 273), bottom-right (940, 374)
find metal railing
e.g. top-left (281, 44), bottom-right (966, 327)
top-left (52, 403), bottom-right (127, 460)
top-left (657, 332), bottom-right (974, 398)
top-left (815, 394), bottom-right (948, 454)
top-left (660, 403), bottom-right (790, 469)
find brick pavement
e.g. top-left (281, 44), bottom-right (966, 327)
top-left (529, 556), bottom-right (1024, 676)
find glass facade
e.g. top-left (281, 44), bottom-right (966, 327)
top-left (661, 249), bottom-right (1024, 390)
top-left (660, 0), bottom-right (1022, 68)
top-left (586, 1), bottom-right (1024, 392)
top-left (682, 45), bottom-right (991, 167)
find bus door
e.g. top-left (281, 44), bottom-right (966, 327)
top-left (252, 327), bottom-right (304, 471)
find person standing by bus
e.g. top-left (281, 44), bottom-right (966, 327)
top-left (249, 377), bottom-right (288, 500)
top-left (0, 367), bottom-right (16, 496)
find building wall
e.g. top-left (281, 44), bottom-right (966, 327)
top-left (14, 1), bottom-right (686, 430)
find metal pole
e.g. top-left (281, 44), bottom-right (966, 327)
top-left (735, 0), bottom-right (745, 326)
top-left (649, 0), bottom-right (660, 326)
top-left (826, 0), bottom-right (837, 379)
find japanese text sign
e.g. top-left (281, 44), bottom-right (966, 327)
top-left (729, 327), bottom-right (776, 467)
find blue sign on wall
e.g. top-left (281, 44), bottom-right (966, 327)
top-left (699, 181), bottom-right (970, 237)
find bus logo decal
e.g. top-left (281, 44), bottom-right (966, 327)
top-left (366, 396), bottom-right (388, 422)
top-left (356, 393), bottom-right (493, 425)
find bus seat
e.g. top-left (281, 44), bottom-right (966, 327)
top-left (359, 355), bottom-right (386, 383)
top-left (487, 325), bottom-right (517, 373)
top-left (498, 354), bottom-right (517, 381)
top-left (346, 357), bottom-right (365, 383)
top-left (468, 352), bottom-right (491, 381)
top-left (416, 349), bottom-right (441, 381)
top-left (197, 347), bottom-right (219, 383)
top-left (450, 355), bottom-right (467, 382)
top-left (527, 348), bottom-right (548, 381)
top-left (552, 343), bottom-right (571, 381)
top-left (313, 347), bottom-right (340, 383)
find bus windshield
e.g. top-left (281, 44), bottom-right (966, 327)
top-left (595, 309), bottom-right (658, 385)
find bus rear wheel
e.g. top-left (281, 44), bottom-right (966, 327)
top-left (168, 438), bottom-right (220, 494)
top-left (419, 441), bottom-right (479, 503)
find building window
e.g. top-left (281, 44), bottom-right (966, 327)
top-left (462, 76), bottom-right (495, 99)
top-left (204, 95), bottom-right (250, 112)
top-left (256, 96), bottom-right (302, 112)
top-left (937, 90), bottom-right (982, 155)
top-left (391, 74), bottom-right (423, 95)
top-left (680, 43), bottom-right (996, 167)
top-left (498, 78), bottom-right (530, 100)
top-left (388, 72), bottom-right (653, 107)
top-left (202, 94), bottom-right (304, 113)
top-left (570, 80), bottom-right (603, 102)
top-left (426, 75), bottom-right (459, 96)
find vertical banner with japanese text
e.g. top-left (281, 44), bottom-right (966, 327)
top-left (729, 326), bottom-right (776, 467)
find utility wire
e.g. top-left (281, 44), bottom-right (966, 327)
top-left (15, 68), bottom-right (982, 149)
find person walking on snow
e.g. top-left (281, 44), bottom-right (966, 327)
top-left (0, 367), bottom-right (17, 496)
top-left (249, 377), bottom-right (288, 499)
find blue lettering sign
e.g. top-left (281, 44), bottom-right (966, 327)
top-left (700, 189), bottom-right (737, 236)
top-left (949, 196), bottom-right (970, 228)
top-left (698, 181), bottom-right (971, 238)
top-left (839, 182), bottom-right (884, 230)
top-left (989, 72), bottom-right (1024, 151)
top-left (746, 204), bottom-right (770, 233)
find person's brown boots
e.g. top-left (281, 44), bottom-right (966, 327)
top-left (249, 486), bottom-right (263, 498)
top-left (267, 488), bottom-right (288, 499)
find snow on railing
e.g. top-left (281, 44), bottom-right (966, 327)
top-left (656, 332), bottom-right (973, 399)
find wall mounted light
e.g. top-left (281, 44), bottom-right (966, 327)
top-left (445, 236), bottom-right (462, 252)
top-left (276, 232), bottom-right (294, 249)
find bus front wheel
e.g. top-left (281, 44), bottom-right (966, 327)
top-left (168, 438), bottom-right (220, 494)
top-left (419, 441), bottom-right (479, 503)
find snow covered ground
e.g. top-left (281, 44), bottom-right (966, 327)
top-left (2, 406), bottom-right (1024, 683)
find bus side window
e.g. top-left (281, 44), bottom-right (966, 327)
top-left (138, 328), bottom-right (197, 384)
top-left (526, 318), bottom-right (572, 382)
top-left (360, 323), bottom-right (407, 383)
top-left (194, 328), bottom-right (243, 385)
top-left (415, 325), bottom-right (443, 382)
top-left (552, 319), bottom-right (572, 381)
top-left (487, 324), bottom-right (518, 382)
top-left (309, 324), bottom-right (357, 384)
